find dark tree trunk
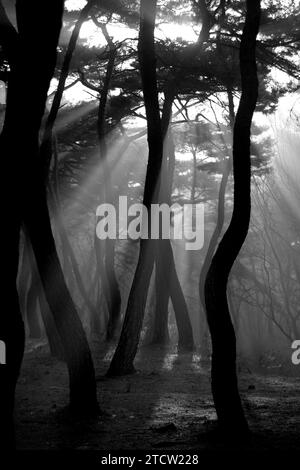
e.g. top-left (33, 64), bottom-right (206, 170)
top-left (25, 236), bottom-right (65, 360)
top-left (104, 238), bottom-right (122, 341)
top-left (107, 0), bottom-right (164, 376)
top-left (0, 161), bottom-right (24, 448)
top-left (17, 237), bottom-right (30, 319)
top-left (199, 86), bottom-right (235, 316)
top-left (0, 0), bottom-right (67, 449)
top-left (26, 272), bottom-right (42, 339)
top-left (151, 89), bottom-right (174, 346)
top-left (0, 210), bottom-right (24, 448)
top-left (0, 0), bottom-right (98, 419)
top-left (152, 247), bottom-right (171, 346)
top-left (152, 87), bottom-right (194, 350)
top-left (26, 184), bottom-right (99, 415)
top-left (203, 0), bottom-right (260, 434)
top-left (169, 252), bottom-right (194, 351)
top-left (38, 291), bottom-right (66, 360)
top-left (20, 235), bottom-right (41, 339)
top-left (199, 156), bottom-right (231, 356)
top-left (166, 133), bottom-right (194, 351)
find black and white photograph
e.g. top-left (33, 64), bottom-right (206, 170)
top-left (0, 0), bottom-right (300, 460)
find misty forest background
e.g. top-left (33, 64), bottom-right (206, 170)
top-left (0, 0), bottom-right (300, 452)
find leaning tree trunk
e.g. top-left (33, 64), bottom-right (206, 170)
top-left (2, 0), bottom-right (98, 417)
top-left (203, 0), bottom-right (260, 434)
top-left (0, 0), bottom-right (66, 449)
top-left (107, 0), bottom-right (163, 376)
top-left (26, 270), bottom-right (42, 339)
top-left (25, 236), bottom-right (65, 360)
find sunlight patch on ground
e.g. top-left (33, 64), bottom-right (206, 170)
top-left (191, 353), bottom-right (205, 372)
top-left (150, 397), bottom-right (216, 427)
top-left (161, 352), bottom-right (178, 371)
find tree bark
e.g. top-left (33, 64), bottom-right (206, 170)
top-left (203, 0), bottom-right (260, 434)
top-left (107, 0), bottom-right (163, 376)
top-left (26, 272), bottom-right (42, 339)
top-left (25, 235), bottom-right (65, 360)
top-left (151, 86), bottom-right (194, 350)
top-left (0, 0), bottom-right (98, 419)
top-left (151, 89), bottom-right (173, 346)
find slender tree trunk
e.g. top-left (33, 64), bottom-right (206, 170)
top-left (151, 88), bottom-right (174, 346)
top-left (167, 133), bottom-right (194, 350)
top-left (26, 271), bottom-right (42, 339)
top-left (20, 234), bottom-right (41, 340)
top-left (17, 236), bottom-right (30, 319)
top-left (203, 0), bottom-right (260, 434)
top-left (94, 40), bottom-right (121, 341)
top-left (199, 157), bottom-right (231, 355)
top-left (152, 87), bottom-right (194, 350)
top-left (38, 292), bottom-right (66, 360)
top-left (107, 0), bottom-right (163, 376)
top-left (199, 86), bottom-right (235, 356)
top-left (25, 235), bottom-right (65, 359)
top-left (199, 87), bottom-right (235, 313)
top-left (191, 147), bottom-right (197, 203)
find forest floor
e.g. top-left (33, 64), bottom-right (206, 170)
top-left (15, 340), bottom-right (300, 453)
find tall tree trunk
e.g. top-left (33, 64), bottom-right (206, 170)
top-left (198, 86), bottom-right (235, 358)
top-left (199, 156), bottom-right (231, 355)
top-left (0, 0), bottom-right (65, 449)
top-left (203, 0), bottom-right (260, 434)
top-left (152, 87), bottom-right (194, 350)
top-left (151, 88), bottom-right (174, 346)
top-left (166, 132), bottom-right (195, 350)
top-left (0, 202), bottom-right (24, 449)
top-left (94, 37), bottom-right (121, 342)
top-left (107, 0), bottom-right (163, 376)
top-left (0, 146), bottom-right (24, 448)
top-left (199, 87), bottom-right (235, 323)
top-left (1, 0), bottom-right (98, 418)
